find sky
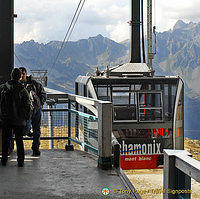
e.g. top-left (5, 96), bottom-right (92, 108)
top-left (14, 0), bottom-right (200, 44)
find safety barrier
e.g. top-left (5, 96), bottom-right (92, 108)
top-left (163, 149), bottom-right (200, 199)
top-left (24, 91), bottom-right (117, 170)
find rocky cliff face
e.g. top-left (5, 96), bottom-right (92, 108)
top-left (154, 20), bottom-right (200, 98)
top-left (15, 34), bottom-right (127, 92)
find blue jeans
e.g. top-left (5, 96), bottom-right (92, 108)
top-left (26, 109), bottom-right (42, 150)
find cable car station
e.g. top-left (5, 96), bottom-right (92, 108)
top-left (0, 0), bottom-right (199, 199)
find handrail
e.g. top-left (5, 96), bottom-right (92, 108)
top-left (175, 153), bottom-right (200, 183)
top-left (163, 149), bottom-right (200, 199)
top-left (46, 91), bottom-right (113, 170)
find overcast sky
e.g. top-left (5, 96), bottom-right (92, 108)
top-left (14, 0), bottom-right (200, 44)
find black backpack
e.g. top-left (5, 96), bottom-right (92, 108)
top-left (0, 83), bottom-right (24, 124)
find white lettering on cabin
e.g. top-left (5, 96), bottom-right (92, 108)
top-left (121, 140), bottom-right (161, 155)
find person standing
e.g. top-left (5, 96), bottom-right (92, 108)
top-left (0, 68), bottom-right (31, 167)
top-left (19, 67), bottom-right (46, 156)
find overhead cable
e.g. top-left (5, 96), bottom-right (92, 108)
top-left (14, 52), bottom-right (27, 68)
top-left (48, 0), bottom-right (86, 76)
top-left (60, 0), bottom-right (85, 58)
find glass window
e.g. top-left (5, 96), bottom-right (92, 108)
top-left (97, 86), bottom-right (111, 101)
top-left (155, 84), bottom-right (161, 90)
top-left (175, 85), bottom-right (184, 150)
top-left (112, 91), bottom-right (137, 121)
top-left (113, 92), bottom-right (129, 105)
top-left (171, 85), bottom-right (176, 108)
top-left (113, 106), bottom-right (137, 120)
top-left (132, 84), bottom-right (142, 90)
top-left (78, 84), bottom-right (84, 96)
top-left (138, 91), bottom-right (163, 122)
top-left (138, 93), bottom-right (162, 108)
top-left (164, 84), bottom-right (170, 120)
top-left (98, 87), bottom-right (107, 96)
top-left (112, 85), bottom-right (129, 91)
top-left (139, 109), bottom-right (163, 121)
top-left (130, 92), bottom-right (137, 105)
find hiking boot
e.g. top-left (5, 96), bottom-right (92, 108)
top-left (33, 149), bottom-right (41, 156)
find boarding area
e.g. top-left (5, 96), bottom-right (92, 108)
top-left (0, 149), bottom-right (138, 199)
top-left (0, 89), bottom-right (140, 199)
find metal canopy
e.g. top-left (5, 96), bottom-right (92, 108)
top-left (109, 63), bottom-right (151, 76)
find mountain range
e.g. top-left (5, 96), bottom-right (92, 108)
top-left (15, 20), bottom-right (200, 139)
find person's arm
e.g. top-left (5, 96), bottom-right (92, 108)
top-left (36, 81), bottom-right (47, 106)
top-left (39, 84), bottom-right (47, 106)
top-left (0, 84), bottom-right (4, 98)
top-left (21, 88), bottom-right (31, 120)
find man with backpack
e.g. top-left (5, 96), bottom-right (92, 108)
top-left (19, 67), bottom-right (46, 156)
top-left (0, 68), bottom-right (31, 167)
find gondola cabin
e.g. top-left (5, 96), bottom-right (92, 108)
top-left (75, 63), bottom-right (184, 169)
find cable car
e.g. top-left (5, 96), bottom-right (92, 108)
top-left (75, 0), bottom-right (184, 169)
top-left (75, 66), bottom-right (184, 169)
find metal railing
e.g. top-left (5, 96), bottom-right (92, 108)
top-left (163, 149), bottom-right (200, 199)
top-left (23, 108), bottom-right (69, 149)
top-left (24, 91), bottom-right (119, 170)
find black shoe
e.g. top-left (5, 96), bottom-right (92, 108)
top-left (1, 159), bottom-right (7, 166)
top-left (33, 149), bottom-right (41, 156)
top-left (18, 161), bottom-right (24, 167)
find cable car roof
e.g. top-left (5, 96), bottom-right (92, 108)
top-left (109, 63), bottom-right (152, 76)
top-left (75, 74), bottom-right (181, 85)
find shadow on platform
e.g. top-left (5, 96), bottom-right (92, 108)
top-left (0, 149), bottom-right (140, 199)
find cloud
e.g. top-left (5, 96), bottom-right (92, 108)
top-left (106, 21), bottom-right (129, 42)
top-left (14, 0), bottom-right (200, 43)
top-left (15, 0), bottom-right (81, 43)
top-left (155, 0), bottom-right (200, 31)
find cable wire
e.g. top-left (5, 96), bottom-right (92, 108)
top-left (14, 52), bottom-right (26, 68)
top-left (48, 0), bottom-right (86, 76)
top-left (59, 0), bottom-right (85, 58)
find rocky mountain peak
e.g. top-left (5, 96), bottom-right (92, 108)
top-left (173, 20), bottom-right (187, 30)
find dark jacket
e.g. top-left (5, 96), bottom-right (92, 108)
top-left (0, 80), bottom-right (31, 126)
top-left (23, 75), bottom-right (47, 112)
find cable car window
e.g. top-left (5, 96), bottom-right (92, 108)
top-left (130, 92), bottom-right (137, 105)
top-left (78, 84), bottom-right (84, 96)
top-left (155, 84), bottom-right (161, 90)
top-left (171, 85), bottom-right (176, 108)
top-left (174, 84), bottom-right (184, 149)
top-left (138, 92), bottom-right (162, 108)
top-left (164, 84), bottom-right (170, 120)
top-left (132, 84), bottom-right (142, 90)
top-left (138, 91), bottom-right (163, 122)
top-left (113, 106), bottom-right (137, 121)
top-left (112, 91), bottom-right (137, 121)
top-left (139, 109), bottom-right (163, 121)
top-left (96, 86), bottom-right (111, 101)
top-left (113, 92), bottom-right (129, 104)
top-left (112, 85), bottom-right (129, 91)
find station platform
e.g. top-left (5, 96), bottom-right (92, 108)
top-left (0, 149), bottom-right (140, 199)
